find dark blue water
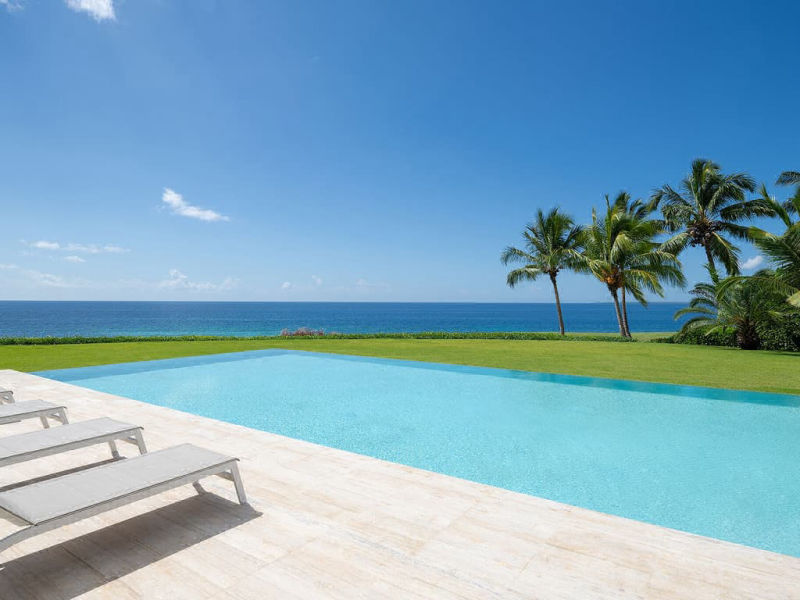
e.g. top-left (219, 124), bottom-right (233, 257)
top-left (0, 301), bottom-right (686, 337)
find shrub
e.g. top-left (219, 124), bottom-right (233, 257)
top-left (756, 313), bottom-right (800, 351)
top-left (0, 331), bottom-right (638, 345)
top-left (667, 326), bottom-right (736, 347)
top-left (280, 327), bottom-right (327, 337)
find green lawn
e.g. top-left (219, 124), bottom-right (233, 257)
top-left (1, 337), bottom-right (797, 395)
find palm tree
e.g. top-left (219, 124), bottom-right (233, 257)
top-left (675, 270), bottom-right (787, 349)
top-left (652, 159), bottom-right (762, 277)
top-left (752, 183), bottom-right (799, 228)
top-left (580, 194), bottom-right (685, 337)
top-left (605, 192), bottom-right (669, 335)
top-left (777, 170), bottom-right (800, 186)
top-left (746, 180), bottom-right (800, 306)
top-left (501, 208), bottom-right (583, 335)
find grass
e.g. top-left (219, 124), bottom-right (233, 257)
top-left (1, 336), bottom-right (797, 395)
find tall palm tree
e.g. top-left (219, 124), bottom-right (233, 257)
top-left (580, 194), bottom-right (685, 337)
top-left (606, 192), bottom-right (666, 335)
top-left (652, 159), bottom-right (761, 277)
top-left (501, 208), bottom-right (583, 335)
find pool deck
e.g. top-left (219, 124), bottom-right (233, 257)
top-left (1, 369), bottom-right (798, 599)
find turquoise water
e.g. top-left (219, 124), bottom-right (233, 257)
top-left (0, 301), bottom-right (688, 337)
top-left (38, 350), bottom-right (800, 557)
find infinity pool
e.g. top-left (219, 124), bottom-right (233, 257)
top-left (38, 349), bottom-right (800, 557)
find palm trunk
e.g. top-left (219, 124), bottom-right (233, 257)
top-left (609, 287), bottom-right (626, 337)
top-left (550, 272), bottom-right (565, 335)
top-left (704, 245), bottom-right (719, 283)
top-left (620, 287), bottom-right (631, 338)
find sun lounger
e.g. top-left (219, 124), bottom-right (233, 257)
top-left (0, 443), bottom-right (247, 552)
top-left (0, 400), bottom-right (68, 428)
top-left (0, 388), bottom-right (13, 404)
top-left (0, 418), bottom-right (146, 468)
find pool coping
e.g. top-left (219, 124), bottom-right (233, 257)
top-left (35, 347), bottom-right (800, 407)
top-left (2, 368), bottom-right (799, 599)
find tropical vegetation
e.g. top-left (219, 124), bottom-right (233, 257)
top-left (501, 208), bottom-right (583, 335)
top-left (502, 160), bottom-right (800, 350)
top-left (579, 193), bottom-right (684, 337)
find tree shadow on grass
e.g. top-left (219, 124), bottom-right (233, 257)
top-left (0, 493), bottom-right (262, 599)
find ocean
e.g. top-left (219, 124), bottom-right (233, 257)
top-left (0, 301), bottom-right (686, 338)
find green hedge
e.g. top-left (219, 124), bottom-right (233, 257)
top-left (0, 331), bottom-right (637, 345)
top-left (659, 315), bottom-right (800, 351)
top-left (659, 327), bottom-right (736, 347)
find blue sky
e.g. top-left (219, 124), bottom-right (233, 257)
top-left (1, 0), bottom-right (798, 302)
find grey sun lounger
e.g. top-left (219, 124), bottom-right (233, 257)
top-left (0, 400), bottom-right (68, 428)
top-left (0, 418), bottom-right (146, 468)
top-left (0, 388), bottom-right (13, 404)
top-left (0, 443), bottom-right (247, 552)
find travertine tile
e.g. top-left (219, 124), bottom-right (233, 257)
top-left (0, 368), bottom-right (798, 599)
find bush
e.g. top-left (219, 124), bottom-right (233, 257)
top-left (0, 331), bottom-right (638, 345)
top-left (757, 313), bottom-right (800, 351)
top-left (665, 326), bottom-right (737, 347)
top-left (660, 313), bottom-right (800, 351)
top-left (280, 327), bottom-right (327, 337)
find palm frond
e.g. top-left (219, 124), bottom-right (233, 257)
top-left (777, 171), bottom-right (800, 186)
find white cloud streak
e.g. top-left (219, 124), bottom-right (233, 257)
top-left (740, 255), bottom-right (764, 271)
top-left (0, 1), bottom-right (25, 12)
top-left (30, 240), bottom-right (60, 250)
top-left (64, 255), bottom-right (86, 263)
top-left (159, 269), bottom-right (237, 292)
top-left (24, 240), bottom-right (128, 254)
top-left (65, 0), bottom-right (115, 21)
top-left (0, 263), bottom-right (88, 288)
top-left (355, 278), bottom-right (388, 290)
top-left (162, 188), bottom-right (230, 222)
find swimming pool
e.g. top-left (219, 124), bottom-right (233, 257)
top-left (37, 349), bottom-right (800, 557)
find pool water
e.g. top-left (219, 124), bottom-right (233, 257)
top-left (37, 350), bottom-right (800, 557)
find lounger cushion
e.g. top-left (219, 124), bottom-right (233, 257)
top-left (0, 418), bottom-right (137, 461)
top-left (0, 444), bottom-right (234, 524)
top-left (0, 399), bottom-right (64, 420)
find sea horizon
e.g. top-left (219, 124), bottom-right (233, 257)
top-left (0, 300), bottom-right (687, 338)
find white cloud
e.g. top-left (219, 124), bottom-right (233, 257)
top-left (741, 255), bottom-right (764, 271)
top-left (162, 188), bottom-right (230, 222)
top-left (24, 240), bottom-right (128, 254)
top-left (64, 255), bottom-right (86, 263)
top-left (30, 240), bottom-right (60, 250)
top-left (281, 281), bottom-right (293, 290)
top-left (0, 0), bottom-right (24, 12)
top-left (0, 263), bottom-right (88, 288)
top-left (311, 275), bottom-right (322, 286)
top-left (355, 278), bottom-right (388, 290)
top-left (65, 0), bottom-right (115, 21)
top-left (159, 269), bottom-right (237, 292)
top-left (67, 243), bottom-right (127, 254)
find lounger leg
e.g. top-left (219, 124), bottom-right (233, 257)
top-left (0, 528), bottom-right (33, 554)
top-left (39, 415), bottom-right (51, 429)
top-left (108, 440), bottom-right (120, 459)
top-left (132, 430), bottom-right (147, 454)
top-left (192, 481), bottom-right (207, 495)
top-left (56, 408), bottom-right (69, 424)
top-left (230, 464), bottom-right (248, 505)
